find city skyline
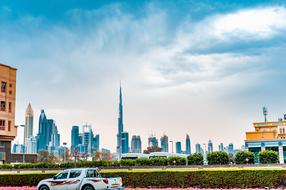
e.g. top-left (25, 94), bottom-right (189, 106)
top-left (2, 0), bottom-right (286, 152)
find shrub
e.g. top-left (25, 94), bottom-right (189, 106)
top-left (187, 153), bottom-right (203, 165)
top-left (168, 157), bottom-right (186, 165)
top-left (207, 151), bottom-right (229, 165)
top-left (150, 157), bottom-right (168, 166)
top-left (120, 159), bottom-right (136, 166)
top-left (259, 150), bottom-right (279, 164)
top-left (234, 151), bottom-right (255, 164)
top-left (135, 158), bottom-right (152, 166)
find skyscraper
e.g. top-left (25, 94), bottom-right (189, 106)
top-left (36, 110), bottom-right (49, 152)
top-left (83, 124), bottom-right (93, 155)
top-left (26, 136), bottom-right (37, 154)
top-left (148, 135), bottom-right (158, 147)
top-left (50, 120), bottom-right (60, 148)
top-left (117, 85), bottom-right (124, 154)
top-left (71, 126), bottom-right (79, 152)
top-left (219, 143), bottom-right (224, 151)
top-left (24, 103), bottom-right (33, 152)
top-left (227, 143), bottom-right (234, 154)
top-left (36, 110), bottom-right (60, 153)
top-left (160, 135), bottom-right (169, 152)
top-left (176, 141), bottom-right (182, 154)
top-left (93, 134), bottom-right (100, 152)
top-left (131, 135), bottom-right (141, 153)
top-left (195, 143), bottom-right (202, 154)
top-left (186, 134), bottom-right (191, 154)
top-left (208, 140), bottom-right (213, 153)
top-left (121, 132), bottom-right (129, 154)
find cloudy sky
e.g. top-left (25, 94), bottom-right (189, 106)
top-left (1, 0), bottom-right (286, 152)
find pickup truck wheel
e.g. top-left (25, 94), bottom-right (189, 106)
top-left (82, 184), bottom-right (95, 190)
top-left (39, 185), bottom-right (50, 190)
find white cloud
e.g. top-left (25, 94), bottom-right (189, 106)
top-left (3, 4), bottom-right (286, 152)
top-left (211, 7), bottom-right (286, 40)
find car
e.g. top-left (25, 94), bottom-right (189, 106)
top-left (37, 168), bottom-right (124, 190)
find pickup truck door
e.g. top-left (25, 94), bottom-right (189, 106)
top-left (50, 171), bottom-right (69, 190)
top-left (67, 170), bottom-right (83, 190)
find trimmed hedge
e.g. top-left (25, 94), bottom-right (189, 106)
top-left (0, 157), bottom-right (187, 170)
top-left (1, 169), bottom-right (286, 188)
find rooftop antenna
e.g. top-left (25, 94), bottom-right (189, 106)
top-left (263, 106), bottom-right (268, 122)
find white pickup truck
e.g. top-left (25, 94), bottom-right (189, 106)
top-left (37, 168), bottom-right (124, 190)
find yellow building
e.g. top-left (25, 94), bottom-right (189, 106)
top-left (0, 63), bottom-right (17, 163)
top-left (245, 119), bottom-right (286, 163)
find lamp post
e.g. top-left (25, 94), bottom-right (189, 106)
top-left (245, 158), bottom-right (249, 165)
top-left (203, 143), bottom-right (207, 165)
top-left (169, 141), bottom-right (174, 153)
top-left (63, 142), bottom-right (67, 163)
top-left (20, 125), bottom-right (25, 163)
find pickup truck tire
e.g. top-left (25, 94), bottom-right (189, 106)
top-left (38, 185), bottom-right (50, 190)
top-left (82, 184), bottom-right (95, 190)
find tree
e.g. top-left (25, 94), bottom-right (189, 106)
top-left (207, 151), bottom-right (229, 165)
top-left (38, 150), bottom-right (49, 162)
top-left (259, 150), bottom-right (279, 164)
top-left (93, 151), bottom-right (112, 161)
top-left (188, 153), bottom-right (203, 165)
top-left (38, 150), bottom-right (58, 163)
top-left (60, 148), bottom-right (71, 162)
top-left (234, 151), bottom-right (255, 164)
top-left (143, 146), bottom-right (162, 154)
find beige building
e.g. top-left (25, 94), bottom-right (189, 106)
top-left (0, 63), bottom-right (17, 163)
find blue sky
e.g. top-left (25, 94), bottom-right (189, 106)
top-left (1, 0), bottom-right (286, 152)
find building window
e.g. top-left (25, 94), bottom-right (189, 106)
top-left (9, 84), bottom-right (12, 88)
top-left (1, 82), bottom-right (6, 93)
top-left (0, 120), bottom-right (5, 130)
top-left (9, 90), bottom-right (12, 95)
top-left (0, 101), bottom-right (5, 111)
top-left (8, 121), bottom-right (11, 131)
top-left (8, 102), bottom-right (12, 113)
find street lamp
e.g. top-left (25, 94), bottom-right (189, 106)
top-left (20, 125), bottom-right (25, 163)
top-left (203, 143), bottom-right (207, 165)
top-left (245, 158), bottom-right (249, 165)
top-left (169, 141), bottom-right (174, 153)
top-left (63, 142), bottom-right (67, 163)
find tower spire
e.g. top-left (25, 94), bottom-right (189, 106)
top-left (117, 83), bottom-right (124, 155)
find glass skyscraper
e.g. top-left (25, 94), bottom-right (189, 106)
top-left (148, 136), bottom-right (158, 147)
top-left (160, 135), bottom-right (169, 152)
top-left (121, 132), bottom-right (129, 154)
top-left (208, 140), bottom-right (213, 153)
top-left (117, 85), bottom-right (125, 155)
top-left (195, 143), bottom-right (203, 154)
top-left (36, 110), bottom-right (60, 153)
top-left (71, 126), bottom-right (79, 152)
top-left (131, 135), bottom-right (141, 153)
top-left (176, 141), bottom-right (182, 154)
top-left (219, 143), bottom-right (224, 151)
top-left (186, 134), bottom-right (191, 154)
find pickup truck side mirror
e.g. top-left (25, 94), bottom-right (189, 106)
top-left (53, 176), bottom-right (56, 180)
